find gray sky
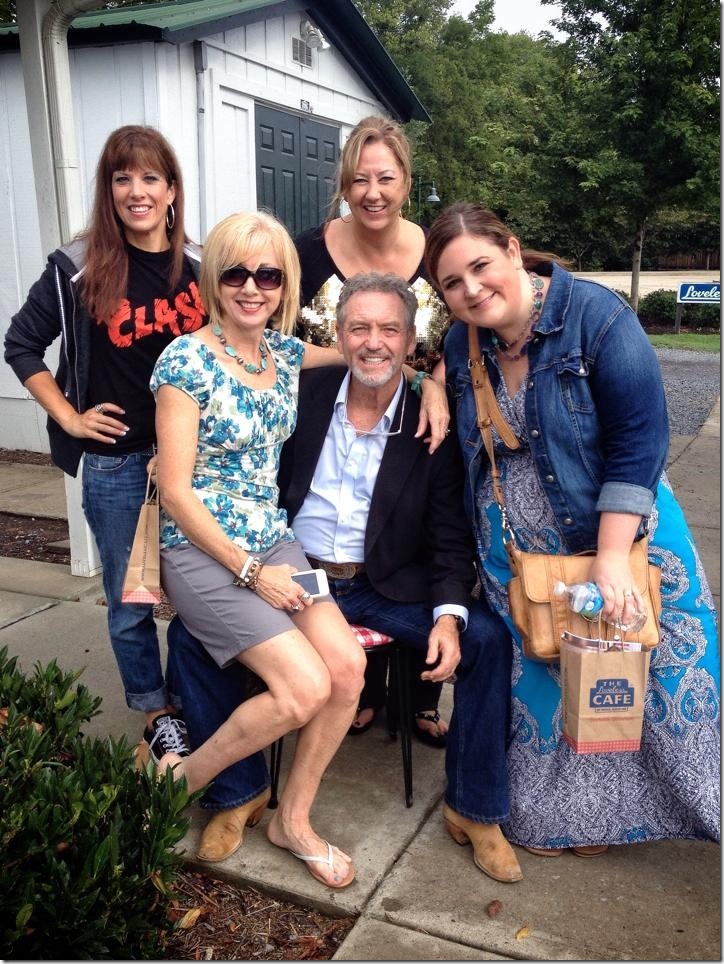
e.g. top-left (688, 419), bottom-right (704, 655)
top-left (450, 0), bottom-right (562, 36)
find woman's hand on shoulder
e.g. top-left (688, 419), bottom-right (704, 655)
top-left (415, 375), bottom-right (450, 454)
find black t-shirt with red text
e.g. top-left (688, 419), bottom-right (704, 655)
top-left (85, 244), bottom-right (205, 455)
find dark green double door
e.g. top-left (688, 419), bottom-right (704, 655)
top-left (256, 104), bottom-right (339, 236)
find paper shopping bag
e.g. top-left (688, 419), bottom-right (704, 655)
top-left (121, 478), bottom-right (161, 605)
top-left (560, 636), bottom-right (650, 754)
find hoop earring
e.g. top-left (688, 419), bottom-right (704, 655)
top-left (166, 203), bottom-right (175, 231)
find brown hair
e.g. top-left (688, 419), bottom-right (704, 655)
top-left (329, 115), bottom-right (412, 219)
top-left (424, 202), bottom-right (567, 288)
top-left (200, 210), bottom-right (301, 335)
top-left (79, 125), bottom-right (188, 323)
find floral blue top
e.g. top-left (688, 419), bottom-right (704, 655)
top-left (150, 329), bottom-right (304, 553)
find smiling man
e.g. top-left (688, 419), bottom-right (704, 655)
top-left (168, 272), bottom-right (520, 883)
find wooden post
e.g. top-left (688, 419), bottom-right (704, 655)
top-left (674, 303), bottom-right (683, 334)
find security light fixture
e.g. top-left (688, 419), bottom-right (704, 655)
top-left (300, 19), bottom-right (324, 49)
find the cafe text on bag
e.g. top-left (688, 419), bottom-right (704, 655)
top-left (560, 635), bottom-right (650, 754)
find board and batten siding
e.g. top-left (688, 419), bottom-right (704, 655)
top-left (0, 9), bottom-right (386, 452)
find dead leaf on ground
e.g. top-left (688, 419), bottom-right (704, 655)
top-left (515, 923), bottom-right (532, 940)
top-left (178, 908), bottom-right (204, 929)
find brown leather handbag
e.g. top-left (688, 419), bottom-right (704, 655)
top-left (467, 325), bottom-right (662, 662)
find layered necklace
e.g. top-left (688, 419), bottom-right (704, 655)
top-left (212, 322), bottom-right (268, 375)
top-left (491, 271), bottom-right (544, 361)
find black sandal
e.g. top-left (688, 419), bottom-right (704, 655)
top-left (348, 706), bottom-right (376, 736)
top-left (412, 710), bottom-right (448, 749)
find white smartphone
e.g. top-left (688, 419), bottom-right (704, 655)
top-left (291, 568), bottom-right (330, 598)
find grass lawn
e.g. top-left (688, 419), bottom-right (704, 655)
top-left (648, 332), bottom-right (720, 352)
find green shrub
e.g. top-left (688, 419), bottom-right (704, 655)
top-left (0, 646), bottom-right (195, 959)
top-left (638, 288), bottom-right (720, 328)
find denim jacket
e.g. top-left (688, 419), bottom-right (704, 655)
top-left (444, 262), bottom-right (669, 555)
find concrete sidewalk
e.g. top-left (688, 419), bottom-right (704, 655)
top-left (0, 404), bottom-right (719, 961)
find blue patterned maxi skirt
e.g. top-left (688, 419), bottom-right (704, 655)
top-left (479, 475), bottom-right (720, 848)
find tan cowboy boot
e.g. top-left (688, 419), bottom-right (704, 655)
top-left (443, 804), bottom-right (523, 882)
top-left (197, 788), bottom-right (271, 862)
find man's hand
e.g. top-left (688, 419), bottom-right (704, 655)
top-left (421, 614), bottom-right (461, 682)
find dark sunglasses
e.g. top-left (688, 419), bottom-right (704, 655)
top-left (219, 265), bottom-right (284, 290)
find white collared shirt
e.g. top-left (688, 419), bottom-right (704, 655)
top-left (291, 372), bottom-right (468, 629)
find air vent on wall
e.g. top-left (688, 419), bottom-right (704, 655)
top-left (292, 36), bottom-right (312, 67)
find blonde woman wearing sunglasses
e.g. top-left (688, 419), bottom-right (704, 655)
top-left (151, 210), bottom-right (448, 889)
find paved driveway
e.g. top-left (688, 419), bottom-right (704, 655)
top-left (574, 270), bottom-right (718, 297)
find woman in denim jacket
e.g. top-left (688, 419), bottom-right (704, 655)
top-left (424, 202), bottom-right (719, 864)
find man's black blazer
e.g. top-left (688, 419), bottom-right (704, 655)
top-left (278, 368), bottom-right (476, 610)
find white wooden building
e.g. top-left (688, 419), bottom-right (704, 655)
top-left (0, 0), bottom-right (428, 453)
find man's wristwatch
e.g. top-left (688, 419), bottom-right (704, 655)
top-left (437, 614), bottom-right (464, 631)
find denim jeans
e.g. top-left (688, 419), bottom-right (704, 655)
top-left (82, 449), bottom-right (167, 713)
top-left (168, 573), bottom-right (512, 822)
top-left (166, 615), bottom-right (269, 810)
top-left (443, 599), bottom-right (512, 823)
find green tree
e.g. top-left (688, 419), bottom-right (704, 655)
top-left (543, 0), bottom-right (720, 307)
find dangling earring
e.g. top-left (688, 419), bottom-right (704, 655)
top-left (166, 203), bottom-right (175, 231)
top-left (340, 198), bottom-right (354, 223)
top-left (401, 196), bottom-right (411, 218)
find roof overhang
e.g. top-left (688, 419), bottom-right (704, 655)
top-left (0, 0), bottom-right (430, 123)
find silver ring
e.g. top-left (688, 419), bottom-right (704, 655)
top-left (290, 604), bottom-right (301, 612)
top-left (301, 592), bottom-right (311, 601)
top-left (94, 404), bottom-right (105, 415)
top-left (623, 590), bottom-right (633, 598)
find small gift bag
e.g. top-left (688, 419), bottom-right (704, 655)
top-left (560, 632), bottom-right (650, 754)
top-left (121, 475), bottom-right (161, 605)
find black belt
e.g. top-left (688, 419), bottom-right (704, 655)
top-left (306, 556), bottom-right (366, 580)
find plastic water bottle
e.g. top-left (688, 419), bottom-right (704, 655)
top-left (553, 580), bottom-right (604, 620)
top-left (553, 580), bottom-right (647, 632)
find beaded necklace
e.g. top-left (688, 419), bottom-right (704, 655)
top-left (212, 322), bottom-right (268, 375)
top-left (491, 272), bottom-right (544, 361)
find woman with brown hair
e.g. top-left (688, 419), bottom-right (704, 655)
top-left (424, 201), bottom-right (719, 865)
top-left (294, 114), bottom-right (454, 746)
top-left (4, 125), bottom-right (205, 764)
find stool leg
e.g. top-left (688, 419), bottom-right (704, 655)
top-left (386, 644), bottom-right (399, 740)
top-left (268, 736), bottom-right (284, 809)
top-left (394, 644), bottom-right (414, 807)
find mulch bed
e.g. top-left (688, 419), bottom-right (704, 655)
top-left (163, 872), bottom-right (353, 961)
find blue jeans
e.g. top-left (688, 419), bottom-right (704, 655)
top-left (166, 615), bottom-right (269, 810)
top-left (82, 450), bottom-right (167, 713)
top-left (168, 573), bottom-right (512, 822)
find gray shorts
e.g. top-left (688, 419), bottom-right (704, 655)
top-left (161, 539), bottom-right (327, 668)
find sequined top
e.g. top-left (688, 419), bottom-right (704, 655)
top-left (294, 223), bottom-right (449, 356)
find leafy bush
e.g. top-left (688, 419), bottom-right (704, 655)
top-left (638, 288), bottom-right (720, 328)
top-left (0, 647), bottom-right (195, 959)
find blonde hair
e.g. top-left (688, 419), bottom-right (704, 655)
top-left (200, 210), bottom-right (301, 335)
top-left (329, 115), bottom-right (412, 220)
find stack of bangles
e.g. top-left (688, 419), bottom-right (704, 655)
top-left (233, 555), bottom-right (263, 590)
